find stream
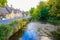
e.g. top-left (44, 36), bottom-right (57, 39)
top-left (9, 22), bottom-right (56, 40)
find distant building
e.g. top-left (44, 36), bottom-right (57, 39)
top-left (0, 6), bottom-right (24, 20)
top-left (0, 7), bottom-right (9, 20)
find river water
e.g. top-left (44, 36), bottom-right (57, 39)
top-left (19, 22), bottom-right (55, 40)
top-left (9, 22), bottom-right (56, 40)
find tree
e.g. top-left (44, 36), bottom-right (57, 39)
top-left (0, 0), bottom-right (7, 7)
top-left (29, 0), bottom-right (60, 21)
top-left (29, 8), bottom-right (35, 20)
top-left (29, 1), bottom-right (50, 21)
top-left (33, 1), bottom-right (49, 21)
top-left (47, 0), bottom-right (60, 19)
top-left (40, 5), bottom-right (49, 20)
top-left (30, 8), bottom-right (34, 14)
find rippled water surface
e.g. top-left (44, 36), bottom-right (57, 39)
top-left (19, 22), bottom-right (55, 40)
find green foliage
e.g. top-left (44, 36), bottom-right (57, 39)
top-left (29, 1), bottom-right (50, 21)
top-left (6, 25), bottom-right (12, 37)
top-left (29, 8), bottom-right (34, 15)
top-left (0, 25), bottom-right (5, 40)
top-left (48, 0), bottom-right (60, 19)
top-left (39, 4), bottom-right (49, 20)
top-left (48, 19), bottom-right (60, 25)
top-left (0, 25), bottom-right (12, 40)
top-left (0, 0), bottom-right (7, 7)
top-left (29, 0), bottom-right (60, 24)
top-left (0, 18), bottom-right (29, 40)
top-left (29, 0), bottom-right (60, 40)
top-left (51, 31), bottom-right (60, 40)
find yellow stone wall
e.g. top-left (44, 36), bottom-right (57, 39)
top-left (6, 11), bottom-right (23, 19)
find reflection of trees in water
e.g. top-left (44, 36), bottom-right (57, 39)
top-left (51, 31), bottom-right (60, 40)
top-left (9, 25), bottom-right (27, 40)
top-left (9, 22), bottom-right (60, 40)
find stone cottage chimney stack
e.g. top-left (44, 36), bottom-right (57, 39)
top-left (11, 5), bottom-right (13, 12)
top-left (11, 5), bottom-right (12, 8)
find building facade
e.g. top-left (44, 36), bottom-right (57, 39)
top-left (0, 6), bottom-right (24, 20)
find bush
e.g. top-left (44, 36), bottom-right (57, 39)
top-left (48, 19), bottom-right (60, 25)
top-left (0, 18), bottom-right (29, 40)
top-left (51, 31), bottom-right (60, 40)
top-left (0, 25), bottom-right (12, 40)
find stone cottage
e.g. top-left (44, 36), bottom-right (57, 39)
top-left (0, 6), bottom-right (24, 20)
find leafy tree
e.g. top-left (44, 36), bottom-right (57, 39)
top-left (30, 1), bottom-right (50, 21)
top-left (29, 8), bottom-right (35, 20)
top-left (29, 8), bottom-right (34, 14)
top-left (48, 0), bottom-right (60, 19)
top-left (0, 0), bottom-right (7, 7)
top-left (31, 2), bottom-right (47, 20)
top-left (29, 0), bottom-right (60, 23)
top-left (39, 2), bottom-right (49, 21)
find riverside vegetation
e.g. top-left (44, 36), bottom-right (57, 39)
top-left (0, 18), bottom-right (29, 40)
top-left (29, 0), bottom-right (60, 25)
top-left (28, 0), bottom-right (60, 40)
top-left (0, 0), bottom-right (60, 40)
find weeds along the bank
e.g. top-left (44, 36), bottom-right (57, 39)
top-left (0, 18), bottom-right (30, 40)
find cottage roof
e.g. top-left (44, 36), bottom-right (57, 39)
top-left (0, 7), bottom-right (9, 14)
top-left (4, 6), bottom-right (21, 13)
top-left (0, 6), bottom-right (23, 15)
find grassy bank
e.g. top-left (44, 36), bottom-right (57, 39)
top-left (0, 25), bottom-right (12, 40)
top-left (0, 18), bottom-right (30, 40)
top-left (47, 19), bottom-right (60, 25)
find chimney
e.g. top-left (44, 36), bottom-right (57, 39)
top-left (11, 5), bottom-right (13, 12)
top-left (11, 5), bottom-right (12, 8)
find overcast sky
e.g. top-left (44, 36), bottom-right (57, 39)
top-left (8, 0), bottom-right (47, 11)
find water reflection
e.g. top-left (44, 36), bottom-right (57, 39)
top-left (20, 31), bottom-right (39, 40)
top-left (9, 22), bottom-right (54, 40)
top-left (19, 22), bottom-right (54, 40)
top-left (19, 22), bottom-right (39, 40)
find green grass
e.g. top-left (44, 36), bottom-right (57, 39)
top-left (48, 19), bottom-right (60, 25)
top-left (0, 18), bottom-right (29, 40)
top-left (0, 25), bottom-right (12, 40)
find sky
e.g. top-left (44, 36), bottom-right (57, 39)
top-left (8, 0), bottom-right (47, 11)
